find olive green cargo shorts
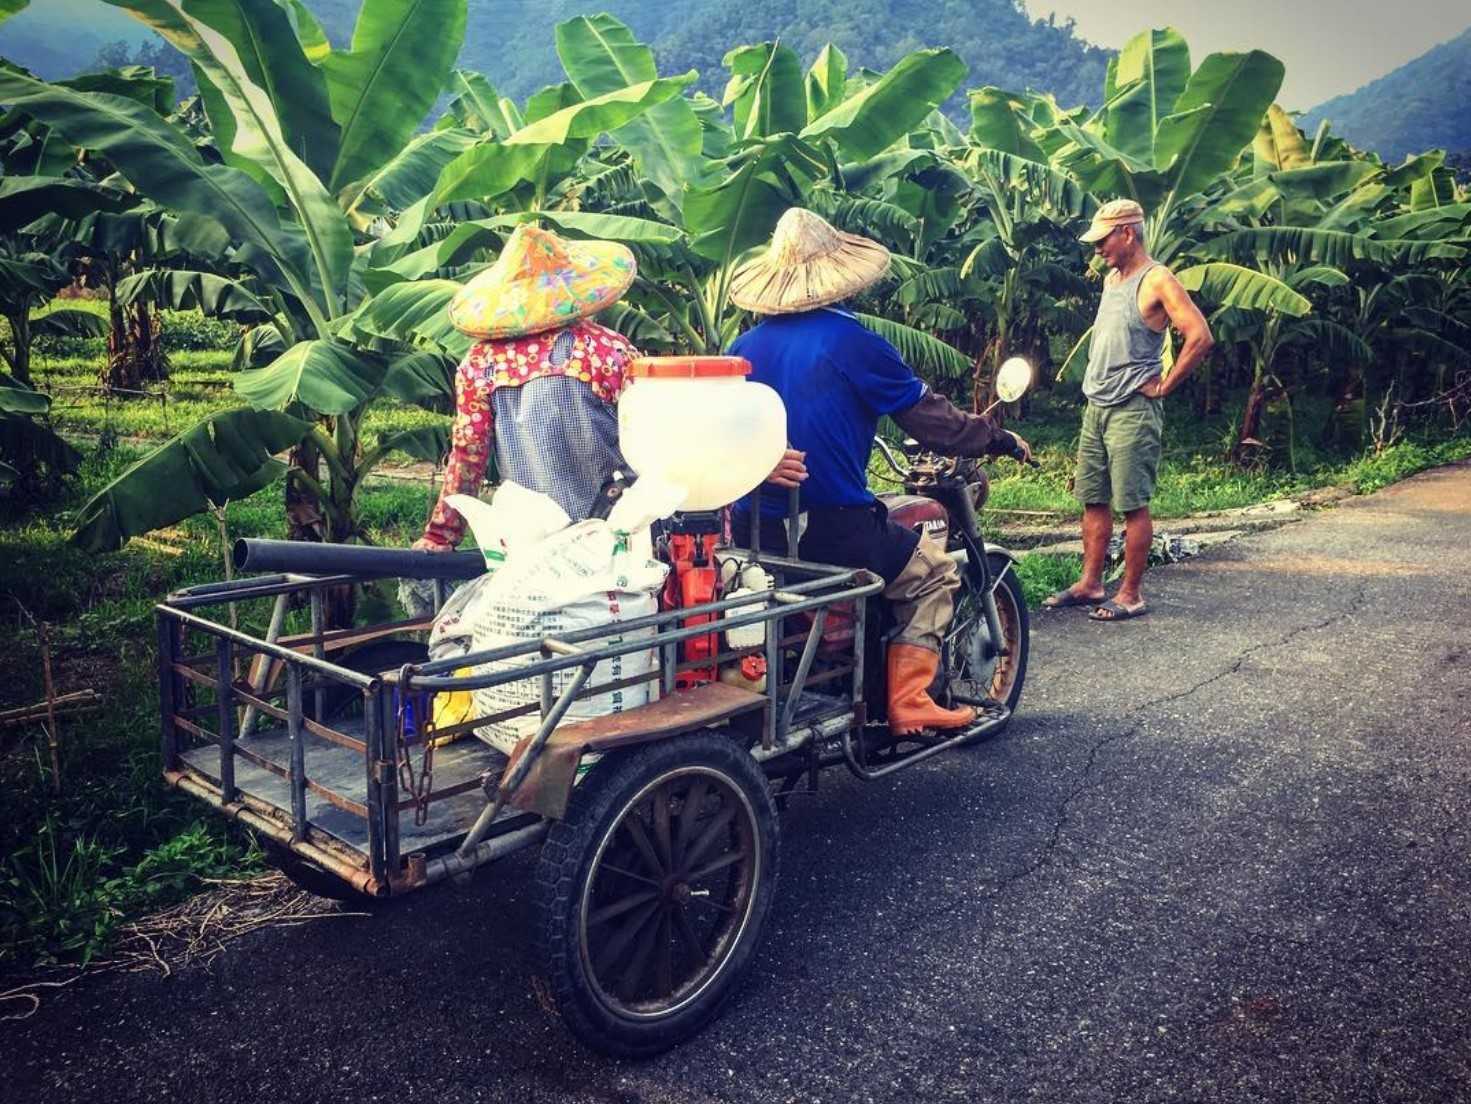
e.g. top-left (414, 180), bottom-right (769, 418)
top-left (1074, 393), bottom-right (1164, 513)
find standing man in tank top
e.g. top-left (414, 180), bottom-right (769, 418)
top-left (1043, 199), bottom-right (1214, 621)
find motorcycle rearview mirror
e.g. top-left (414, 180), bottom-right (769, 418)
top-left (979, 357), bottom-right (1034, 415)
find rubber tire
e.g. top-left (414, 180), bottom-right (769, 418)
top-left (532, 731), bottom-right (780, 1058)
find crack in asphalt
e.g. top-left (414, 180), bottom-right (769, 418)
top-left (995, 581), bottom-right (1373, 892)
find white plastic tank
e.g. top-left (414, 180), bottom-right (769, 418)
top-left (617, 356), bottom-right (787, 512)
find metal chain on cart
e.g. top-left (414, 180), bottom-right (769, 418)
top-left (394, 666), bottom-right (435, 827)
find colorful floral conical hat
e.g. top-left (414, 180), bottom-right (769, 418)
top-left (448, 224), bottom-right (637, 340)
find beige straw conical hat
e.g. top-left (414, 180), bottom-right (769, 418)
top-left (728, 208), bottom-right (890, 315)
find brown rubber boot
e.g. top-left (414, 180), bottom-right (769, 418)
top-left (886, 643), bottom-right (976, 736)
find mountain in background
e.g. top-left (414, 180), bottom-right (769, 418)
top-left (1300, 25), bottom-right (1471, 164)
top-left (1, 0), bottom-right (1111, 110)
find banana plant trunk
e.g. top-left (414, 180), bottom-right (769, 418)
top-left (285, 421), bottom-right (364, 629)
top-left (4, 310), bottom-right (31, 385)
top-left (103, 302), bottom-right (168, 392)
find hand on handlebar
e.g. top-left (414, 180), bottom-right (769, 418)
top-left (766, 448), bottom-right (808, 489)
top-left (1007, 432), bottom-right (1038, 467)
top-left (412, 536), bottom-right (454, 553)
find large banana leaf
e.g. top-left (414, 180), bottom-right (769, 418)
top-left (1268, 161), bottom-right (1380, 203)
top-left (323, 0), bottom-right (468, 192)
top-left (236, 340), bottom-right (388, 414)
top-left (430, 141), bottom-right (547, 207)
top-left (1101, 27), bottom-right (1190, 166)
top-left (0, 254), bottom-right (69, 304)
top-left (0, 70), bottom-right (317, 309)
top-left (279, 0), bottom-right (328, 61)
top-left (599, 300), bottom-right (679, 351)
top-left (0, 177), bottom-right (132, 232)
top-left (487, 210), bottom-right (682, 246)
top-left (0, 414), bottom-right (81, 485)
top-left (1382, 152), bottom-right (1442, 192)
top-left (855, 313), bottom-right (971, 380)
top-left (801, 49), bottom-right (967, 161)
top-left (380, 350), bottom-right (455, 409)
top-left (838, 148), bottom-right (937, 192)
top-left (968, 87), bottom-right (1047, 161)
top-left (32, 309), bottom-right (109, 340)
top-left (1410, 165), bottom-right (1459, 212)
top-left (141, 0), bottom-right (339, 183)
top-left (555, 14), bottom-right (704, 204)
top-left (0, 379), bottom-right (49, 415)
top-left (105, 0), bottom-right (352, 316)
top-left (446, 71), bottom-right (520, 139)
top-left (1280, 319), bottom-right (1372, 364)
top-left (960, 237), bottom-right (1013, 280)
top-left (805, 190), bottom-right (920, 252)
top-left (895, 267), bottom-right (963, 306)
top-left (723, 43), bottom-right (805, 140)
top-left (1044, 121), bottom-right (1170, 209)
top-left (1317, 182), bottom-right (1391, 231)
top-left (1253, 104), bottom-right (1309, 172)
top-left (683, 157), bottom-right (792, 263)
top-left (1176, 262), bottom-right (1311, 316)
top-left (806, 44), bottom-right (848, 122)
top-left (1199, 226), bottom-right (1465, 267)
top-left (507, 74), bottom-right (696, 147)
top-left (362, 425), bottom-right (451, 470)
top-left (1370, 203), bottom-right (1471, 241)
top-left (1154, 50), bottom-right (1284, 206)
top-left (71, 408), bottom-right (311, 552)
top-left (116, 269), bottom-right (274, 323)
top-left (1288, 265), bottom-right (1350, 290)
top-left (965, 149), bottom-right (1098, 223)
top-left (345, 278), bottom-right (470, 357)
top-left (341, 127), bottom-right (478, 215)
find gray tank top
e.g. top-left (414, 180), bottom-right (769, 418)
top-left (1082, 262), bottom-right (1165, 406)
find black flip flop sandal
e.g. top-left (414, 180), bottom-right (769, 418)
top-left (1089, 599), bottom-right (1149, 622)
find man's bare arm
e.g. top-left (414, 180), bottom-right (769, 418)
top-left (1139, 268), bottom-right (1214, 399)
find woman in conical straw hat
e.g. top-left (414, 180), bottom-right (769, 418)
top-left (728, 207), bottom-right (1033, 736)
top-left (413, 223), bottom-right (641, 554)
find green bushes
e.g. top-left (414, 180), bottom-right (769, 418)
top-left (27, 305), bottom-right (241, 360)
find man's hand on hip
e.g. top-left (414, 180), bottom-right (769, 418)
top-left (1136, 377), bottom-right (1166, 400)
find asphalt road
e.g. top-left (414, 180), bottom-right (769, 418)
top-left (7, 463), bottom-right (1471, 1104)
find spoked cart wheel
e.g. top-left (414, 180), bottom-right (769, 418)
top-left (533, 731), bottom-right (779, 1057)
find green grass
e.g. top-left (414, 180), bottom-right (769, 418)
top-left (29, 348), bottom-right (448, 454)
top-left (1012, 551), bottom-right (1084, 609)
top-left (0, 444), bottom-right (438, 970)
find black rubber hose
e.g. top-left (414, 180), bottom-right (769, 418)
top-left (232, 538), bottom-right (487, 580)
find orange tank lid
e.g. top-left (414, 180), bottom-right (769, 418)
top-left (627, 355), bottom-right (752, 379)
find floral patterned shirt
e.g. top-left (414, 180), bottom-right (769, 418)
top-left (420, 320), bottom-right (640, 548)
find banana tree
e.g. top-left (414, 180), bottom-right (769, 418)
top-left (0, 139), bottom-right (135, 384)
top-left (0, 1), bottom-right (695, 599)
top-left (1199, 155), bottom-right (1467, 453)
top-left (953, 147), bottom-right (1097, 406)
top-left (973, 27), bottom-right (1318, 394)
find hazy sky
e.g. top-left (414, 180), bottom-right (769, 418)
top-left (1023, 0), bottom-right (1471, 110)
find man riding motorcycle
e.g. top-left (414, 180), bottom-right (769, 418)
top-left (728, 208), bottom-right (1032, 735)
